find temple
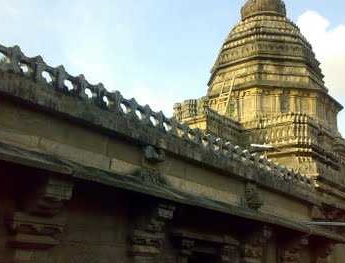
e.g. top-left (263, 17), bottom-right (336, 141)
top-left (0, 0), bottom-right (345, 262)
top-left (174, 0), bottom-right (345, 197)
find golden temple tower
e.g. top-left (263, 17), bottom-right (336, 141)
top-left (174, 0), bottom-right (345, 192)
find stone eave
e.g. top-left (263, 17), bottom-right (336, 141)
top-left (0, 140), bottom-right (344, 244)
top-left (209, 55), bottom-right (325, 88)
top-left (208, 80), bottom-right (326, 98)
top-left (224, 30), bottom-right (313, 51)
top-left (210, 59), bottom-right (322, 80)
top-left (208, 69), bottom-right (325, 92)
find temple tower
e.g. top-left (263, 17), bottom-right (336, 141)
top-left (174, 0), bottom-right (345, 190)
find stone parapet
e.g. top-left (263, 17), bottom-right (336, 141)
top-left (0, 43), bottom-right (315, 197)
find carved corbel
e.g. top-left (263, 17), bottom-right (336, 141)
top-left (22, 176), bottom-right (73, 216)
top-left (241, 228), bottom-right (265, 263)
top-left (129, 202), bottom-right (175, 262)
top-left (280, 237), bottom-right (309, 263)
top-left (176, 239), bottom-right (195, 263)
top-left (240, 226), bottom-right (273, 263)
top-left (313, 242), bottom-right (334, 263)
top-left (6, 175), bottom-right (74, 263)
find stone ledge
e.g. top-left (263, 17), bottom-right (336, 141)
top-left (0, 140), bottom-right (344, 243)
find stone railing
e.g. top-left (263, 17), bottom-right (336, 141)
top-left (243, 112), bottom-right (319, 130)
top-left (244, 112), bottom-right (341, 143)
top-left (174, 98), bottom-right (243, 131)
top-left (243, 113), bottom-right (342, 161)
top-left (173, 97), bottom-right (209, 120)
top-left (0, 43), bottom-right (314, 190)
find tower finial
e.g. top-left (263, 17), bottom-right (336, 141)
top-left (241, 0), bottom-right (286, 20)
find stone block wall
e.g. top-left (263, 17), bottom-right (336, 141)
top-left (49, 183), bottom-right (130, 263)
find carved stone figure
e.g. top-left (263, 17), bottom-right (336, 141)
top-left (245, 183), bottom-right (263, 210)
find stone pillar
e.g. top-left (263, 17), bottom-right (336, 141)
top-left (6, 175), bottom-right (73, 263)
top-left (129, 203), bottom-right (175, 263)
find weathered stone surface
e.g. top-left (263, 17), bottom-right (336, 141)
top-left (0, 0), bottom-right (345, 262)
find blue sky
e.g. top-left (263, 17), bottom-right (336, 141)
top-left (1, 0), bottom-right (345, 134)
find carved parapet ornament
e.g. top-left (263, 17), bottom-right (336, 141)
top-left (244, 183), bottom-right (263, 210)
top-left (6, 175), bottom-right (74, 263)
top-left (130, 203), bottom-right (175, 262)
top-left (143, 145), bottom-right (165, 164)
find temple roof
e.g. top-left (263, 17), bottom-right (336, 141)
top-left (207, 0), bottom-right (333, 97)
top-left (241, 0), bottom-right (287, 20)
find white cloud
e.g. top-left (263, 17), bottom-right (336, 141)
top-left (297, 11), bottom-right (345, 135)
top-left (297, 11), bottom-right (345, 99)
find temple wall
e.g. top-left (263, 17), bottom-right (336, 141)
top-left (0, 97), bottom-right (315, 227)
top-left (49, 184), bottom-right (130, 263)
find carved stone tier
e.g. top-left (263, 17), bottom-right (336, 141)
top-left (241, 226), bottom-right (272, 263)
top-left (176, 239), bottom-right (195, 263)
top-left (129, 203), bottom-right (175, 262)
top-left (280, 237), bottom-right (309, 263)
top-left (5, 176), bottom-right (73, 263)
top-left (172, 229), bottom-right (240, 263)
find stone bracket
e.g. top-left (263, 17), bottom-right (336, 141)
top-left (5, 175), bottom-right (74, 262)
top-left (130, 202), bottom-right (175, 261)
